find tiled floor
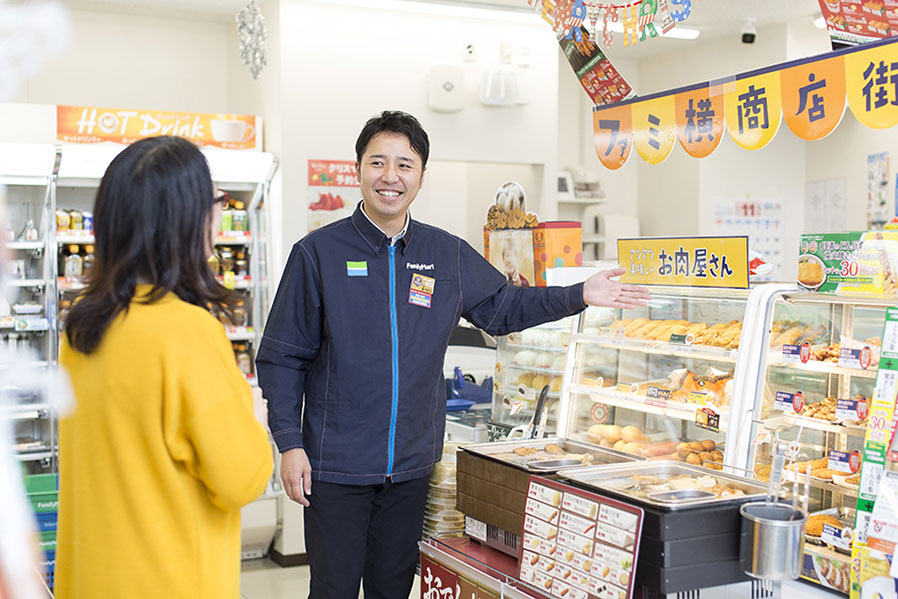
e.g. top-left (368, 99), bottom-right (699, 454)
top-left (240, 558), bottom-right (421, 599)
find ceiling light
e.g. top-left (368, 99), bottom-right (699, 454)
top-left (305, 0), bottom-right (541, 23)
top-left (814, 16), bottom-right (827, 29)
top-left (660, 27), bottom-right (700, 40)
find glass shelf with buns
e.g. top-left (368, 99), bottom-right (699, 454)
top-left (729, 291), bottom-right (884, 595)
top-left (491, 317), bottom-right (580, 434)
top-left (557, 286), bottom-right (756, 468)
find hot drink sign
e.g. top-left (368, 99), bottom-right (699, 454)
top-left (57, 105), bottom-right (261, 150)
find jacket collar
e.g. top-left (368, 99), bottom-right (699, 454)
top-left (351, 202), bottom-right (415, 255)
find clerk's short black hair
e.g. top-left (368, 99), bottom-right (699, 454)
top-left (355, 111), bottom-right (429, 168)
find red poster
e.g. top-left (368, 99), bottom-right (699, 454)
top-left (818, 0), bottom-right (898, 45)
top-left (307, 160), bottom-right (358, 232)
top-left (558, 26), bottom-right (635, 106)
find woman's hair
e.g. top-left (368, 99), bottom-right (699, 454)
top-left (65, 136), bottom-right (235, 354)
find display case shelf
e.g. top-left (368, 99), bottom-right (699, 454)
top-left (3, 404), bottom-right (50, 420)
top-left (56, 234), bottom-right (95, 244)
top-left (568, 383), bottom-right (730, 430)
top-left (760, 415), bottom-right (867, 438)
top-left (572, 333), bottom-right (739, 363)
top-left (226, 330), bottom-right (256, 342)
top-left (8, 279), bottom-right (45, 288)
top-left (215, 233), bottom-right (252, 245)
top-left (505, 364), bottom-right (564, 375)
top-left (782, 471), bottom-right (858, 498)
top-left (6, 241), bottom-right (44, 251)
top-left (765, 356), bottom-right (878, 379)
top-left (15, 451), bottom-right (53, 462)
top-left (504, 342), bottom-right (568, 353)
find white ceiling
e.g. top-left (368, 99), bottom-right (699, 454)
top-left (58, 0), bottom-right (825, 53)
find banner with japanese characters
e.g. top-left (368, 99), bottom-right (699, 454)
top-left (593, 104), bottom-right (633, 169)
top-left (845, 42), bottom-right (898, 129)
top-left (631, 95), bottom-right (676, 164)
top-left (675, 86), bottom-right (725, 158)
top-left (723, 72), bottom-right (783, 150)
top-left (592, 37), bottom-right (898, 168)
top-left (780, 56), bottom-right (847, 141)
top-left (617, 236), bottom-right (750, 289)
top-left (307, 159), bottom-right (357, 232)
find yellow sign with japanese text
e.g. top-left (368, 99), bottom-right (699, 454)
top-left (618, 236), bottom-right (749, 289)
top-left (632, 95), bottom-right (677, 165)
top-left (675, 86), bottom-right (725, 159)
top-left (57, 105), bottom-right (261, 150)
top-left (724, 73), bottom-right (783, 150)
top-left (846, 43), bottom-right (898, 129)
top-left (781, 55), bottom-right (846, 141)
top-left (593, 104), bottom-right (633, 170)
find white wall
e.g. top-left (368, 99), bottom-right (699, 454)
top-left (277, 1), bottom-right (561, 261)
top-left (19, 10), bottom-right (230, 112)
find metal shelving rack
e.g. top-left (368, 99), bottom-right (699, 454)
top-left (0, 143), bottom-right (61, 474)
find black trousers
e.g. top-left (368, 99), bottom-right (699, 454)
top-left (304, 475), bottom-right (430, 599)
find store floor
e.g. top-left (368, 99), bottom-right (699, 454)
top-left (240, 558), bottom-right (421, 599)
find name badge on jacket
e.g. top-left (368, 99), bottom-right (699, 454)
top-left (409, 274), bottom-right (435, 308)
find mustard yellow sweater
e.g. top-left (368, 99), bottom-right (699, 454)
top-left (56, 289), bottom-right (273, 599)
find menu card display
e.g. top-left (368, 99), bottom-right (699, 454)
top-left (519, 477), bottom-right (643, 599)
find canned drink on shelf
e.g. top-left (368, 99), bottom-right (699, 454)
top-left (220, 210), bottom-right (233, 232)
top-left (56, 210), bottom-right (70, 233)
top-left (70, 210), bottom-right (83, 231)
top-left (232, 210), bottom-right (247, 232)
top-left (82, 211), bottom-right (93, 233)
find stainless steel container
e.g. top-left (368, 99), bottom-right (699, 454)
top-left (563, 461), bottom-right (769, 510)
top-left (460, 437), bottom-right (643, 473)
top-left (739, 502), bottom-right (807, 581)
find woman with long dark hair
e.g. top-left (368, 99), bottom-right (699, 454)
top-left (55, 136), bottom-right (272, 599)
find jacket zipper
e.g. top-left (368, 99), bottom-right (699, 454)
top-left (387, 245), bottom-right (399, 476)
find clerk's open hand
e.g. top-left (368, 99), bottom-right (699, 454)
top-left (281, 448), bottom-right (313, 507)
top-left (583, 268), bottom-right (651, 309)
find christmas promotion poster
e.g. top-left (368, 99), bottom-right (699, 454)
top-left (307, 160), bottom-right (357, 232)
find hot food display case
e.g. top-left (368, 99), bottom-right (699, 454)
top-left (555, 286), bottom-right (758, 468)
top-left (729, 290), bottom-right (886, 595)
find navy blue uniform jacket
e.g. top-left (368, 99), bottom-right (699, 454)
top-left (257, 205), bottom-right (587, 485)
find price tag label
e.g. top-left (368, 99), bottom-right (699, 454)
top-left (821, 523), bottom-right (852, 550)
top-left (775, 390), bottom-right (802, 414)
top-left (782, 343), bottom-right (810, 364)
top-left (517, 385), bottom-right (538, 400)
top-left (465, 516), bottom-right (487, 542)
top-left (695, 407), bottom-right (720, 433)
top-left (874, 369), bottom-right (898, 409)
top-left (838, 346), bottom-right (873, 370)
top-left (646, 387), bottom-right (671, 401)
top-left (590, 403), bottom-right (610, 424)
top-left (836, 397), bottom-right (869, 421)
top-left (669, 333), bottom-right (694, 346)
top-left (828, 450), bottom-right (861, 473)
top-left (687, 391), bottom-right (708, 405)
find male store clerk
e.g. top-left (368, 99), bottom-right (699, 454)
top-left (257, 110), bottom-right (650, 599)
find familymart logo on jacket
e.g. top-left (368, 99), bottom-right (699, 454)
top-left (406, 263), bottom-right (434, 271)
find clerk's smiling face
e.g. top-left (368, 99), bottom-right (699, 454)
top-left (358, 132), bottom-right (425, 235)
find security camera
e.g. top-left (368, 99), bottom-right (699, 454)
top-left (741, 19), bottom-right (757, 44)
